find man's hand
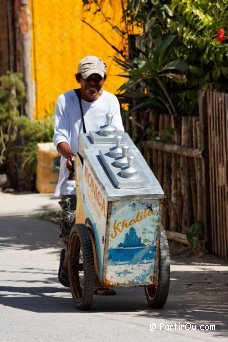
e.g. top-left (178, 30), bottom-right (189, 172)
top-left (66, 156), bottom-right (76, 180)
top-left (56, 142), bottom-right (76, 180)
top-left (66, 155), bottom-right (76, 172)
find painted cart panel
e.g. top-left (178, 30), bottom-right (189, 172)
top-left (104, 200), bottom-right (161, 287)
top-left (76, 157), bottom-right (108, 281)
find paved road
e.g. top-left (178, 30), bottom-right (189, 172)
top-left (0, 192), bottom-right (227, 342)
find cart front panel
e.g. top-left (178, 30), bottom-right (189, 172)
top-left (103, 199), bottom-right (161, 287)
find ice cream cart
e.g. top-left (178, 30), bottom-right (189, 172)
top-left (67, 115), bottom-right (170, 310)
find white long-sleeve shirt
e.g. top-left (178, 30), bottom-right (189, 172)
top-left (53, 89), bottom-right (124, 195)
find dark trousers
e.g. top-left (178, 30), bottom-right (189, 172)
top-left (58, 195), bottom-right (77, 242)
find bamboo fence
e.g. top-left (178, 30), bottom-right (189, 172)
top-left (141, 115), bottom-right (206, 243)
top-left (120, 90), bottom-right (228, 258)
top-left (199, 90), bottom-right (228, 258)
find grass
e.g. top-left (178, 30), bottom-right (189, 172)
top-left (28, 211), bottom-right (63, 224)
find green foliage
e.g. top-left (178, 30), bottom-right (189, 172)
top-left (186, 220), bottom-right (204, 250)
top-left (0, 72), bottom-right (25, 165)
top-left (16, 114), bottom-right (54, 172)
top-left (28, 210), bottom-right (63, 224)
top-left (0, 71), bottom-right (54, 189)
top-left (168, 0), bottom-right (228, 114)
top-left (0, 71), bottom-right (25, 121)
top-left (128, 0), bottom-right (228, 116)
top-left (119, 33), bottom-right (188, 116)
top-left (155, 128), bottom-right (174, 144)
top-left (83, 0), bottom-right (228, 117)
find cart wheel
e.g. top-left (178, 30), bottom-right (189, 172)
top-left (145, 228), bottom-right (170, 309)
top-left (68, 224), bottom-right (95, 310)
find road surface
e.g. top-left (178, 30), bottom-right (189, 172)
top-left (0, 193), bottom-right (227, 342)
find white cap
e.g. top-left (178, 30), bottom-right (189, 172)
top-left (77, 56), bottom-right (107, 79)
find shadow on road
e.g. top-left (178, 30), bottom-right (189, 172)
top-left (0, 270), bottom-right (227, 338)
top-left (0, 213), bottom-right (228, 339)
top-left (0, 215), bottom-right (62, 250)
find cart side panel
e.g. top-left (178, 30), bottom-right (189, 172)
top-left (75, 157), bottom-right (86, 224)
top-left (81, 160), bottom-right (108, 281)
top-left (104, 199), bottom-right (161, 287)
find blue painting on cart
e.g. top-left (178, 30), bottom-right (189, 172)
top-left (108, 227), bottom-right (156, 264)
top-left (106, 199), bottom-right (161, 286)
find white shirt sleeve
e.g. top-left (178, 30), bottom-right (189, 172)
top-left (53, 95), bottom-right (70, 149)
top-left (110, 95), bottom-right (125, 132)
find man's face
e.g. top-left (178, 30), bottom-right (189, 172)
top-left (78, 73), bottom-right (105, 102)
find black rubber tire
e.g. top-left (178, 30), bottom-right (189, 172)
top-left (144, 228), bottom-right (170, 309)
top-left (68, 224), bottom-right (95, 310)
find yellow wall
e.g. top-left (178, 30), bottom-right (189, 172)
top-left (30, 0), bottom-right (125, 119)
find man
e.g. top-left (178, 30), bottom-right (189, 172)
top-left (53, 55), bottom-right (124, 294)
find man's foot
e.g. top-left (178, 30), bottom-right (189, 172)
top-left (58, 249), bottom-right (69, 287)
top-left (94, 287), bottom-right (116, 296)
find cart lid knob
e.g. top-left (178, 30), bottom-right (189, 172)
top-left (113, 145), bottom-right (129, 167)
top-left (122, 145), bottom-right (128, 157)
top-left (99, 113), bottom-right (117, 136)
top-left (127, 155), bottom-right (134, 167)
top-left (108, 135), bottom-right (123, 158)
top-left (116, 135), bottom-right (122, 147)
top-left (120, 155), bottom-right (138, 177)
top-left (106, 113), bottom-right (113, 126)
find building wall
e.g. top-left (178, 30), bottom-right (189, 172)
top-left (0, 0), bottom-right (9, 75)
top-left (30, 0), bottom-right (125, 119)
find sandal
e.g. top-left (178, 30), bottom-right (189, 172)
top-left (58, 249), bottom-right (70, 287)
top-left (94, 287), bottom-right (116, 296)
